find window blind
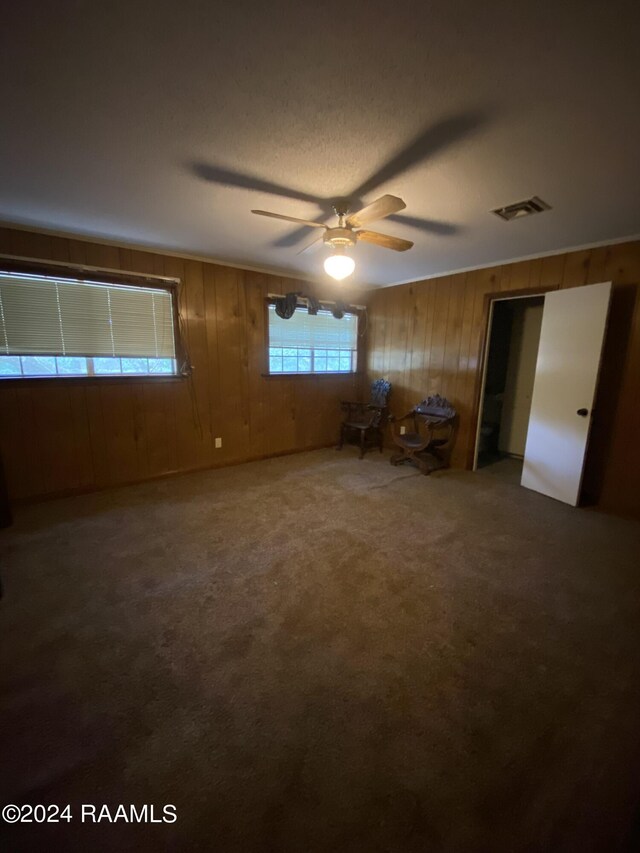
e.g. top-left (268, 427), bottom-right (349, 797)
top-left (268, 305), bottom-right (357, 350)
top-left (0, 273), bottom-right (176, 359)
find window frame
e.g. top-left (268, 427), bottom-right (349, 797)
top-left (0, 259), bottom-right (187, 385)
top-left (262, 297), bottom-right (363, 378)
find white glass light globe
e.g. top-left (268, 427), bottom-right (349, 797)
top-left (324, 253), bottom-right (355, 281)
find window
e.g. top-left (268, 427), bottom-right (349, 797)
top-left (267, 303), bottom-right (358, 374)
top-left (0, 271), bottom-right (178, 379)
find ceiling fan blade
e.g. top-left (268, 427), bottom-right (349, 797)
top-left (356, 230), bottom-right (414, 252)
top-left (251, 210), bottom-right (328, 229)
top-left (346, 195), bottom-right (406, 228)
top-left (274, 219), bottom-right (332, 248)
top-left (297, 232), bottom-right (325, 254)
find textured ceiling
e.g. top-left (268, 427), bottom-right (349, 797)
top-left (2, 0), bottom-right (640, 287)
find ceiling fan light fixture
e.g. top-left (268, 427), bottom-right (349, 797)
top-left (250, 194), bottom-right (413, 278)
top-left (324, 249), bottom-right (355, 281)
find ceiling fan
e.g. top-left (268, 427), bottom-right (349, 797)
top-left (251, 194), bottom-right (413, 280)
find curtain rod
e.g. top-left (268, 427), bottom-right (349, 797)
top-left (267, 293), bottom-right (365, 310)
top-left (0, 253), bottom-right (181, 284)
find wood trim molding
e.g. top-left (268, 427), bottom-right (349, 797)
top-left (0, 254), bottom-right (179, 286)
top-left (10, 441), bottom-right (338, 506)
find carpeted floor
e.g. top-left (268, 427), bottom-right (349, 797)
top-left (1, 449), bottom-right (640, 852)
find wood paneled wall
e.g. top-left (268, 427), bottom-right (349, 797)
top-left (0, 227), bottom-right (365, 501)
top-left (366, 241), bottom-right (640, 520)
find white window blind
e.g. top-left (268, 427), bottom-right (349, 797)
top-left (268, 305), bottom-right (357, 350)
top-left (0, 272), bottom-right (176, 359)
top-left (268, 304), bottom-right (358, 374)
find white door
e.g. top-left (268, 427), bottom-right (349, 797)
top-left (521, 281), bottom-right (612, 505)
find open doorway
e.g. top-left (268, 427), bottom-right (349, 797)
top-left (474, 294), bottom-right (545, 477)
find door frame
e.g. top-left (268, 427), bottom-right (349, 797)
top-left (469, 285), bottom-right (559, 471)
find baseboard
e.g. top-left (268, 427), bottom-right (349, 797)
top-left (10, 442), bottom-right (336, 506)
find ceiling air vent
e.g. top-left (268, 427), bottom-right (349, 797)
top-left (492, 196), bottom-right (551, 222)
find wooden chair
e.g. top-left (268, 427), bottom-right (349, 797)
top-left (389, 395), bottom-right (457, 474)
top-left (338, 379), bottom-right (391, 459)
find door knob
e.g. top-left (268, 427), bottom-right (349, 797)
top-left (577, 408), bottom-right (589, 417)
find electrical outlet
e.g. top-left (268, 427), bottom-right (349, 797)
top-left (215, 437), bottom-right (222, 449)
top-left (400, 425), bottom-right (406, 435)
